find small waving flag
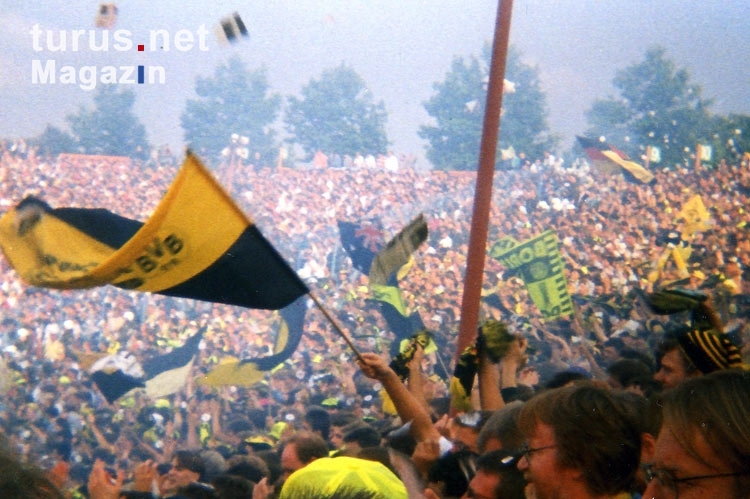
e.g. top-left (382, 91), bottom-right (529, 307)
top-left (578, 136), bottom-right (655, 184)
top-left (88, 328), bottom-right (204, 404)
top-left (338, 215), bottom-right (427, 343)
top-left (216, 12), bottom-right (249, 44)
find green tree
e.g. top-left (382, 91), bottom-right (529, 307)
top-left (710, 114), bottom-right (750, 163)
top-left (419, 55), bottom-right (485, 171)
top-left (29, 125), bottom-right (78, 157)
top-left (489, 45), bottom-right (557, 161)
top-left (585, 46), bottom-right (713, 168)
top-left (181, 57), bottom-right (281, 166)
top-left (420, 45), bottom-right (555, 171)
top-left (285, 63), bottom-right (388, 159)
top-left (67, 85), bottom-right (149, 158)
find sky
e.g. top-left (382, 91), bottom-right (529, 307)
top-left (1, 1), bottom-right (749, 166)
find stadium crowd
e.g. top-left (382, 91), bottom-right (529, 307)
top-left (0, 141), bottom-right (749, 498)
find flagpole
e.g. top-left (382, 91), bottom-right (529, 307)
top-left (694, 143), bottom-right (701, 171)
top-left (454, 0), bottom-right (514, 364)
top-left (307, 291), bottom-right (365, 363)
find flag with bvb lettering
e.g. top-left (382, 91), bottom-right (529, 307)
top-left (490, 230), bottom-right (574, 320)
top-left (0, 151), bottom-right (308, 310)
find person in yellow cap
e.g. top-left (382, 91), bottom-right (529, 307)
top-left (279, 456), bottom-right (408, 499)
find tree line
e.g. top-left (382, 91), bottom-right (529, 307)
top-left (25, 45), bottom-right (750, 171)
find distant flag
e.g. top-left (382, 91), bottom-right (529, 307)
top-left (650, 230), bottom-right (692, 283)
top-left (369, 215), bottom-right (428, 345)
top-left (369, 214), bottom-right (428, 286)
top-left (647, 145), bottom-right (661, 163)
top-left (465, 99), bottom-right (480, 113)
top-left (0, 151), bottom-right (309, 311)
top-left (697, 144), bottom-right (713, 162)
top-left (337, 219), bottom-right (384, 275)
top-left (677, 195), bottom-right (712, 239)
top-left (142, 328), bottom-right (204, 399)
top-left (649, 194), bottom-right (712, 283)
top-left (199, 296), bottom-right (308, 387)
top-left (489, 230), bottom-right (574, 320)
top-left (89, 352), bottom-right (145, 404)
top-left (500, 145), bottom-right (516, 161)
top-left (88, 329), bottom-right (203, 404)
top-left (577, 136), bottom-right (655, 184)
top-left (216, 12), bottom-right (249, 44)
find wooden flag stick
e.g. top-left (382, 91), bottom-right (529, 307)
top-left (307, 291), bottom-right (365, 363)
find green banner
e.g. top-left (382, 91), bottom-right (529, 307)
top-left (490, 230), bottom-right (574, 320)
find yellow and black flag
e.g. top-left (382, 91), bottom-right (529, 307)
top-left (677, 194), bottom-right (711, 240)
top-left (0, 152), bottom-right (308, 310)
top-left (338, 215), bottom-right (427, 344)
top-left (369, 214), bottom-right (428, 286)
top-left (199, 295), bottom-right (308, 387)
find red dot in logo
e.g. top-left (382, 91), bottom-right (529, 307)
top-left (138, 44), bottom-right (145, 51)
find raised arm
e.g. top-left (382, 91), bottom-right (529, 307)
top-left (357, 352), bottom-right (441, 443)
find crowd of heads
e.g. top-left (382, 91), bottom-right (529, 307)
top-left (0, 141), bottom-right (749, 498)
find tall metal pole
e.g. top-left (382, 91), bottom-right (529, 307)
top-left (454, 0), bottom-right (514, 363)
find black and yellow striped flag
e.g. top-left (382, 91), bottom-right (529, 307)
top-left (198, 295), bottom-right (308, 387)
top-left (338, 215), bottom-right (427, 344)
top-left (0, 151), bottom-right (308, 310)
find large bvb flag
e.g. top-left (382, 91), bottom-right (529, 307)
top-left (577, 136), bottom-right (655, 185)
top-left (0, 151), bottom-right (308, 310)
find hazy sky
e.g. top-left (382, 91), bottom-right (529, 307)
top-left (1, 1), bottom-right (748, 165)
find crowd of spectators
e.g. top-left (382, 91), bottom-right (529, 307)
top-left (0, 140), bottom-right (749, 498)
